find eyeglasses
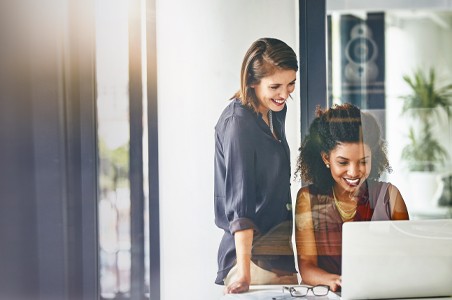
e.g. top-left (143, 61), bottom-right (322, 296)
top-left (282, 285), bottom-right (330, 297)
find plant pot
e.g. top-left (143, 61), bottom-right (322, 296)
top-left (408, 171), bottom-right (441, 209)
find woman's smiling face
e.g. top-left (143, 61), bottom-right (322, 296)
top-left (252, 69), bottom-right (296, 115)
top-left (322, 142), bottom-right (372, 196)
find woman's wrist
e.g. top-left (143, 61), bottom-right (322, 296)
top-left (235, 256), bottom-right (251, 283)
top-left (234, 229), bottom-right (253, 283)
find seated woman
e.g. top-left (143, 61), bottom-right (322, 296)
top-left (294, 103), bottom-right (409, 291)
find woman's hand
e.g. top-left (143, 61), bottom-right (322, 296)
top-left (224, 278), bottom-right (250, 294)
top-left (326, 275), bottom-right (342, 292)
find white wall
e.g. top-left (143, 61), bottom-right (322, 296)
top-left (155, 1), bottom-right (299, 299)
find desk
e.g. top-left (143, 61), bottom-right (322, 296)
top-left (220, 285), bottom-right (340, 300)
top-left (409, 206), bottom-right (452, 219)
top-left (220, 285), bottom-right (452, 300)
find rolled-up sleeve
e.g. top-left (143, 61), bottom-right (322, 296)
top-left (222, 116), bottom-right (258, 234)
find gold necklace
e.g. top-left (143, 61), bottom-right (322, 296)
top-left (332, 187), bottom-right (357, 221)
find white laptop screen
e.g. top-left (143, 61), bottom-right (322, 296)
top-left (341, 219), bottom-right (452, 300)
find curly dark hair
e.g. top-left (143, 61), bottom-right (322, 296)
top-left (295, 103), bottom-right (391, 192)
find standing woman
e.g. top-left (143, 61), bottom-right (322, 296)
top-left (294, 103), bottom-right (409, 292)
top-left (214, 38), bottom-right (299, 294)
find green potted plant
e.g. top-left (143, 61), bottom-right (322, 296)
top-left (399, 68), bottom-right (452, 209)
top-left (400, 68), bottom-right (451, 171)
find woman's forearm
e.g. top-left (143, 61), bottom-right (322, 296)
top-left (300, 261), bottom-right (341, 291)
top-left (234, 228), bottom-right (254, 282)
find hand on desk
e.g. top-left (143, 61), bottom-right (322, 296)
top-left (224, 279), bottom-right (250, 294)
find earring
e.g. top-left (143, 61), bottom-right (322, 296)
top-left (326, 163), bottom-right (330, 168)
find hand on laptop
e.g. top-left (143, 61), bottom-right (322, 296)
top-left (332, 276), bottom-right (342, 292)
top-left (325, 274), bottom-right (341, 292)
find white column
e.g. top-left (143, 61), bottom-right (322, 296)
top-left (156, 1), bottom-right (298, 299)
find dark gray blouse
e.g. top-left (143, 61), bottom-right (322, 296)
top-left (214, 99), bottom-right (295, 284)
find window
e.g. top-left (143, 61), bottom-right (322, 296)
top-left (96, 0), bottom-right (133, 297)
top-left (326, 1), bottom-right (452, 219)
top-left (96, 0), bottom-right (159, 298)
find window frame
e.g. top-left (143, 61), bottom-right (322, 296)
top-left (299, 0), bottom-right (328, 139)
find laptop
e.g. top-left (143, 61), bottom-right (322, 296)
top-left (341, 219), bottom-right (452, 300)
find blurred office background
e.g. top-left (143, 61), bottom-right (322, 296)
top-left (1, 0), bottom-right (451, 300)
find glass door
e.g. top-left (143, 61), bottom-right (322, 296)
top-left (326, 1), bottom-right (452, 218)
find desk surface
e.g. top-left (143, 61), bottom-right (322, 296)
top-left (220, 285), bottom-right (452, 300)
top-left (220, 285), bottom-right (339, 300)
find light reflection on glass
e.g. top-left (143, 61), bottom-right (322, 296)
top-left (326, 6), bottom-right (452, 219)
top-left (96, 0), bottom-right (132, 297)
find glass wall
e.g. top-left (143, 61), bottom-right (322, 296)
top-left (96, 0), bottom-right (132, 296)
top-left (327, 3), bottom-right (452, 219)
top-left (96, 0), bottom-right (150, 298)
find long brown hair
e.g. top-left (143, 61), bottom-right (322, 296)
top-left (231, 38), bottom-right (298, 112)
